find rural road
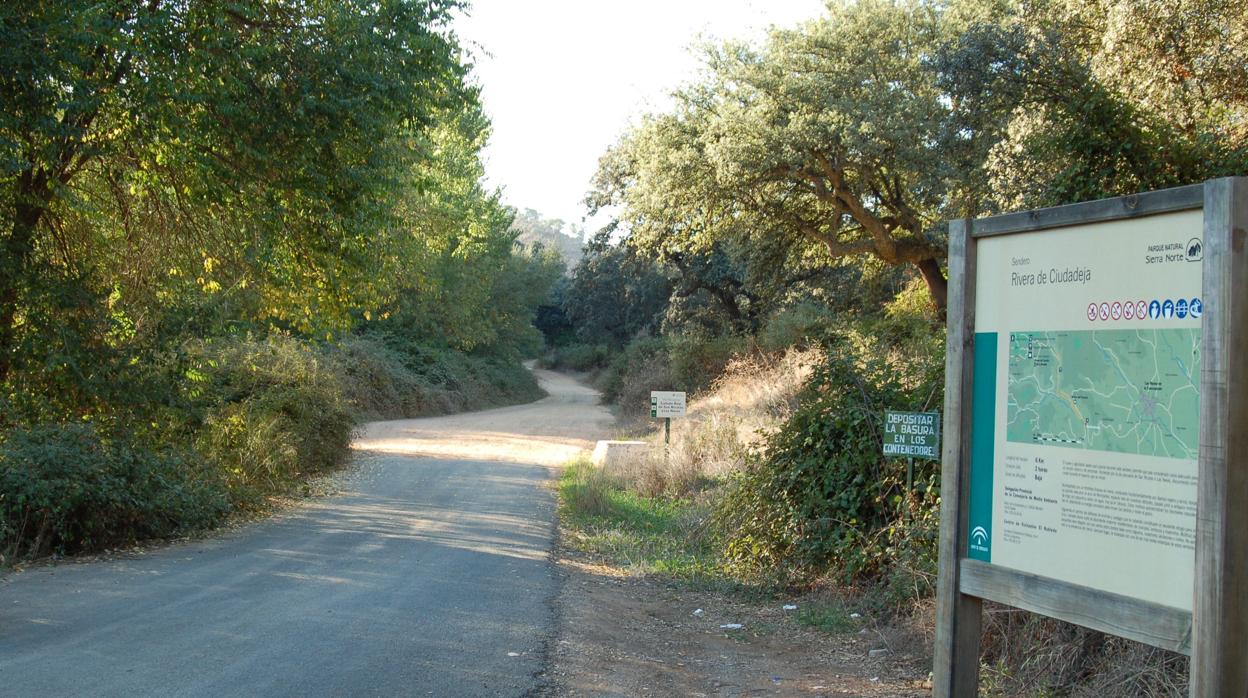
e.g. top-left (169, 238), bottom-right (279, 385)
top-left (0, 368), bottom-right (612, 697)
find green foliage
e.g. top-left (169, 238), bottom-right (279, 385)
top-left (587, 0), bottom-right (1002, 312)
top-left (0, 1), bottom-right (559, 562)
top-left (0, 0), bottom-right (472, 364)
top-left (563, 231), bottom-right (672, 346)
top-left (0, 425), bottom-right (228, 557)
top-left (330, 334), bottom-right (545, 421)
top-left (542, 343), bottom-right (613, 372)
top-left (0, 329), bottom-right (547, 559)
top-left (796, 602), bottom-right (858, 634)
top-left (598, 336), bottom-right (670, 408)
top-left (664, 334), bottom-right (749, 398)
top-left (754, 303), bottom-right (839, 352)
top-left (186, 337), bottom-right (356, 502)
top-left (329, 337), bottom-right (449, 419)
top-left (598, 334), bottom-right (748, 423)
top-left (398, 345), bottom-right (544, 412)
top-left (558, 458), bottom-right (718, 581)
top-left (0, 271), bottom-right (136, 427)
top-left (714, 338), bottom-right (943, 587)
top-left (939, 0), bottom-right (1248, 210)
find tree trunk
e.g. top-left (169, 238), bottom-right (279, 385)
top-left (0, 176), bottom-right (44, 385)
top-left (915, 256), bottom-right (948, 318)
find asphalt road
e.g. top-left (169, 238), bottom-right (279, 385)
top-left (0, 369), bottom-right (611, 697)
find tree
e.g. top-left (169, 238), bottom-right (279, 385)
top-left (563, 229), bottom-right (671, 346)
top-left (590, 1), bottom-right (1011, 314)
top-left (0, 0), bottom-right (467, 382)
top-left (939, 0), bottom-right (1248, 210)
top-left (511, 209), bottom-right (584, 270)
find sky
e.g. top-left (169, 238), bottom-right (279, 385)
top-left (453, 0), bottom-right (827, 235)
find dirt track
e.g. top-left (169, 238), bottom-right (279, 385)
top-left (354, 367), bottom-right (612, 467)
top-left (2, 367), bottom-right (926, 696)
top-left (0, 368), bottom-right (610, 697)
top-left (359, 368), bottom-right (929, 697)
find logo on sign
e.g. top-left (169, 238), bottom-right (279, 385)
top-left (1190, 298), bottom-right (1203, 318)
top-left (971, 526), bottom-right (989, 547)
top-left (1136, 300), bottom-right (1147, 320)
top-left (1099, 302), bottom-right (1110, 321)
top-left (1162, 299), bottom-right (1175, 318)
top-left (1187, 238), bottom-right (1203, 262)
top-left (1176, 298), bottom-right (1189, 318)
top-left (1123, 300), bottom-right (1135, 320)
top-left (1110, 301), bottom-right (1122, 320)
top-left (1087, 303), bottom-right (1097, 322)
top-left (1149, 300), bottom-right (1162, 319)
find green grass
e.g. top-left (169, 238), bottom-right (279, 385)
top-left (795, 602), bottom-right (858, 634)
top-left (557, 457), bottom-right (720, 582)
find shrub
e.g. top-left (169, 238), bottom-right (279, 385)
top-left (713, 341), bottom-right (942, 588)
top-left (188, 336), bottom-right (356, 502)
top-left (979, 608), bottom-right (1189, 696)
top-left (338, 334), bottom-right (547, 419)
top-left (664, 334), bottom-right (746, 396)
top-left (326, 337), bottom-right (451, 419)
top-left (0, 425), bottom-right (228, 557)
top-left (755, 303), bottom-right (839, 352)
top-left (598, 335), bottom-right (670, 414)
top-left (542, 343), bottom-right (612, 372)
top-left (599, 334), bottom-right (748, 424)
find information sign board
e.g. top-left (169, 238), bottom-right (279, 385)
top-left (933, 180), bottom-right (1248, 697)
top-left (650, 391), bottom-right (686, 419)
top-left (883, 410), bottom-right (941, 459)
top-left (971, 209), bottom-right (1203, 610)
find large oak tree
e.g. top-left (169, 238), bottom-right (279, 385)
top-left (591, 0), bottom-right (1010, 315)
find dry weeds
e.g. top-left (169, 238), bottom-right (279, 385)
top-left (607, 347), bottom-right (824, 497)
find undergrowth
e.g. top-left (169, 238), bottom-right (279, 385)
top-left (555, 315), bottom-right (1189, 694)
top-left (0, 332), bottom-right (543, 564)
top-left (557, 457), bottom-right (720, 583)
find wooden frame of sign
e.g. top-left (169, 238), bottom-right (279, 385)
top-left (933, 178), bottom-right (1248, 696)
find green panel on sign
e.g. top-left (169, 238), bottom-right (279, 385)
top-left (967, 332), bottom-right (997, 562)
top-left (882, 410), bottom-right (941, 459)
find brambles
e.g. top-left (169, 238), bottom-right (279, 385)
top-left (0, 425), bottom-right (228, 558)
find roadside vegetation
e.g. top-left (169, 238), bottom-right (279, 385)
top-left (550, 0), bottom-right (1246, 695)
top-left (0, 3), bottom-right (562, 563)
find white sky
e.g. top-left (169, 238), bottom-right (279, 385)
top-left (453, 0), bottom-right (827, 234)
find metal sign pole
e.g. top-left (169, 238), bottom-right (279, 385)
top-left (906, 456), bottom-right (914, 521)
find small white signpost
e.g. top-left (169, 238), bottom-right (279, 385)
top-left (650, 391), bottom-right (686, 419)
top-left (650, 391), bottom-right (686, 447)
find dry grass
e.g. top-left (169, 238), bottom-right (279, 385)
top-left (875, 599), bottom-right (1189, 697)
top-left (609, 347), bottom-right (824, 497)
top-left (975, 604), bottom-right (1189, 697)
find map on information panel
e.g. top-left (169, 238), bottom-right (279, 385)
top-left (1006, 329), bottom-right (1201, 459)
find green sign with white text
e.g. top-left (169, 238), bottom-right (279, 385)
top-left (883, 410), bottom-right (941, 459)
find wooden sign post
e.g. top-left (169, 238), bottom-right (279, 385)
top-left (933, 178), bottom-right (1248, 696)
